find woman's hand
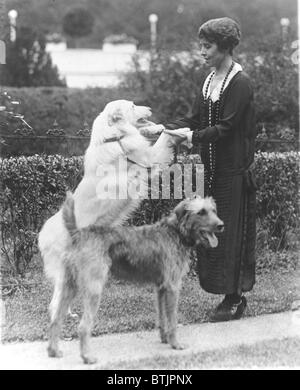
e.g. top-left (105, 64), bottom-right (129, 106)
top-left (164, 127), bottom-right (193, 148)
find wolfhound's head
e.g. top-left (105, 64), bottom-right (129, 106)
top-left (173, 194), bottom-right (224, 248)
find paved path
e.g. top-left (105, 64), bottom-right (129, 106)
top-left (1, 311), bottom-right (299, 370)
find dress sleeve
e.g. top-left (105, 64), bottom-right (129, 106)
top-left (165, 91), bottom-right (202, 131)
top-left (192, 75), bottom-right (253, 145)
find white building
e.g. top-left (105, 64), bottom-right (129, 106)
top-left (46, 43), bottom-right (146, 88)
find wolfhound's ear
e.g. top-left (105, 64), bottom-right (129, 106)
top-left (108, 108), bottom-right (123, 126)
top-left (174, 199), bottom-right (188, 220)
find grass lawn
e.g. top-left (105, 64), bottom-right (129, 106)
top-left (1, 257), bottom-right (299, 343)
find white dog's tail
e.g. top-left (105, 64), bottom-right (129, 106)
top-left (62, 192), bottom-right (78, 241)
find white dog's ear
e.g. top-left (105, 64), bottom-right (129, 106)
top-left (184, 193), bottom-right (201, 201)
top-left (107, 109), bottom-right (123, 126)
top-left (191, 193), bottom-right (202, 200)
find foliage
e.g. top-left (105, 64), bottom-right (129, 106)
top-left (45, 33), bottom-right (65, 44)
top-left (104, 34), bottom-right (138, 45)
top-left (255, 249), bottom-right (299, 274)
top-left (62, 7), bottom-right (94, 39)
top-left (0, 154), bottom-right (83, 275)
top-left (0, 26), bottom-right (66, 87)
top-left (239, 34), bottom-right (299, 137)
top-left (0, 152), bottom-right (298, 276)
top-left (255, 151), bottom-right (299, 251)
top-left (121, 49), bottom-right (205, 123)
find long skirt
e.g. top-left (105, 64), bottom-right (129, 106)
top-left (196, 170), bottom-right (256, 295)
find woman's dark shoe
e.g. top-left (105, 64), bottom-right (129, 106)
top-left (209, 296), bottom-right (247, 323)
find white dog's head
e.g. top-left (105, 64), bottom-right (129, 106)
top-left (90, 100), bottom-right (152, 145)
top-left (105, 100), bottom-right (152, 127)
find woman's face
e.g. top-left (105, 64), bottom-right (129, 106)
top-left (198, 37), bottom-right (226, 68)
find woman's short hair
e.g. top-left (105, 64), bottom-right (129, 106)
top-left (198, 17), bottom-right (241, 54)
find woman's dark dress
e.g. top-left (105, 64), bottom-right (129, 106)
top-left (167, 71), bottom-right (257, 295)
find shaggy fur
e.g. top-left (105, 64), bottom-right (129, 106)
top-left (47, 193), bottom-right (224, 364)
top-left (38, 100), bottom-right (191, 318)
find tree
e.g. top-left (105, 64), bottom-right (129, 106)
top-left (62, 7), bottom-right (94, 47)
top-left (0, 26), bottom-right (66, 87)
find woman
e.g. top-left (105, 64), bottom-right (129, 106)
top-left (166, 17), bottom-right (257, 322)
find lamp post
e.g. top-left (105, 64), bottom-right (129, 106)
top-left (280, 17), bottom-right (290, 48)
top-left (8, 9), bottom-right (18, 43)
top-left (177, 4), bottom-right (184, 14)
top-left (148, 13), bottom-right (158, 52)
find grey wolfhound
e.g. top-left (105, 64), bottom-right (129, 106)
top-left (47, 192), bottom-right (224, 364)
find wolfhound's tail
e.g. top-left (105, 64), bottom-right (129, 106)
top-left (62, 191), bottom-right (78, 241)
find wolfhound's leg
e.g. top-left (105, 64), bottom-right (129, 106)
top-left (79, 268), bottom-right (108, 365)
top-left (165, 287), bottom-right (184, 350)
top-left (157, 286), bottom-right (168, 343)
top-left (48, 274), bottom-right (76, 358)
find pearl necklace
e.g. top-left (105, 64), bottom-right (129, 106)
top-left (204, 62), bottom-right (234, 193)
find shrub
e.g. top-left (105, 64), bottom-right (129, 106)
top-left (255, 249), bottom-right (299, 274)
top-left (120, 49), bottom-right (205, 123)
top-left (255, 151), bottom-right (299, 251)
top-left (0, 135), bottom-right (90, 158)
top-left (62, 7), bottom-right (94, 48)
top-left (63, 7), bottom-right (94, 38)
top-left (0, 154), bottom-right (83, 275)
top-left (0, 151), bottom-right (298, 276)
top-left (0, 26), bottom-right (66, 87)
top-left (104, 34), bottom-right (138, 45)
top-left (240, 34), bottom-right (299, 137)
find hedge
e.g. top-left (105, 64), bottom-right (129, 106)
top-left (0, 152), bottom-right (299, 275)
top-left (0, 154), bottom-right (83, 274)
top-left (0, 135), bottom-right (90, 158)
top-left (255, 151), bottom-right (299, 251)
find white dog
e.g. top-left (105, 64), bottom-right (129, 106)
top-left (38, 100), bottom-right (191, 320)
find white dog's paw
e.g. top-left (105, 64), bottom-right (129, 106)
top-left (164, 127), bottom-right (190, 137)
top-left (163, 127), bottom-right (192, 147)
top-left (139, 124), bottom-right (165, 137)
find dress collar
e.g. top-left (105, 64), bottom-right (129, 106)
top-left (202, 62), bottom-right (243, 103)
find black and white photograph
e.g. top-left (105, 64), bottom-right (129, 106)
top-left (0, 0), bottom-right (299, 372)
